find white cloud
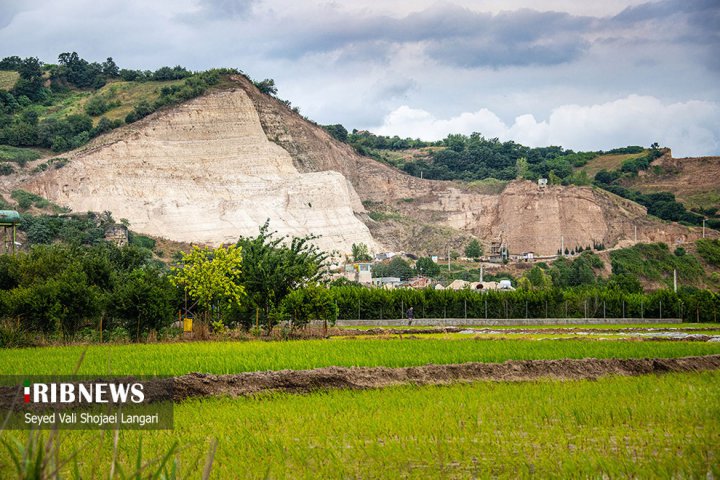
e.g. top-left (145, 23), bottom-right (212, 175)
top-left (374, 95), bottom-right (720, 157)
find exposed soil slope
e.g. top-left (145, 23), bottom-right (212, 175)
top-left (21, 88), bottom-right (377, 254)
top-left (621, 151), bottom-right (720, 211)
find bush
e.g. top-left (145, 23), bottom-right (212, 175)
top-left (109, 268), bottom-right (177, 341)
top-left (280, 285), bottom-right (338, 328)
top-left (696, 239), bottom-right (720, 266)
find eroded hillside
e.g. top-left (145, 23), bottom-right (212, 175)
top-left (21, 87), bottom-right (377, 254)
top-left (13, 75), bottom-right (709, 256)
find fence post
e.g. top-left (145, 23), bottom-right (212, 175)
top-left (401, 299), bottom-right (404, 320)
top-left (660, 300), bottom-right (662, 320)
top-left (603, 301), bottom-right (606, 320)
top-left (464, 299), bottom-right (467, 319)
top-left (622, 300), bottom-right (625, 320)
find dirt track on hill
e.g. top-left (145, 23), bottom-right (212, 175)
top-left (169, 355), bottom-right (720, 401)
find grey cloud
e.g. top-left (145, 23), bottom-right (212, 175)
top-left (425, 36), bottom-right (588, 68)
top-left (178, 0), bottom-right (257, 23)
top-left (0, 0), bottom-right (40, 30)
top-left (371, 77), bottom-right (418, 102)
top-left (266, 4), bottom-right (593, 68)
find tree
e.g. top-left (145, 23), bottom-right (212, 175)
top-left (415, 256), bottom-right (440, 277)
top-left (280, 285), bottom-right (338, 329)
top-left (323, 124), bottom-right (348, 142)
top-left (383, 257), bottom-right (414, 280)
top-left (607, 273), bottom-right (643, 294)
top-left (254, 78), bottom-right (277, 96)
top-left (170, 244), bottom-right (245, 323)
top-left (109, 267), bottom-right (177, 341)
top-left (515, 157), bottom-right (529, 180)
top-left (465, 239), bottom-right (483, 259)
top-left (101, 57), bottom-right (120, 77)
top-left (525, 266), bottom-right (552, 290)
top-left (351, 242), bottom-right (372, 261)
top-left (235, 221), bottom-right (328, 330)
top-left (12, 57), bottom-right (45, 101)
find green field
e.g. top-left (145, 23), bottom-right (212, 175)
top-left (1, 372), bottom-right (717, 478)
top-left (1, 332), bottom-right (718, 478)
top-left (2, 337), bottom-right (720, 376)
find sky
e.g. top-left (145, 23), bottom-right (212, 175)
top-left (1, 0), bottom-right (718, 156)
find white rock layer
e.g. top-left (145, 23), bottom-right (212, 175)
top-left (26, 90), bottom-right (377, 254)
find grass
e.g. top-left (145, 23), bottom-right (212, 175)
top-left (684, 191), bottom-right (720, 211)
top-left (33, 79), bottom-right (187, 126)
top-left (0, 71), bottom-right (19, 91)
top-left (1, 371), bottom-right (717, 478)
top-left (0, 145), bottom-right (43, 165)
top-left (2, 338), bottom-right (720, 376)
top-left (343, 322), bottom-right (720, 331)
top-left (610, 242), bottom-right (706, 286)
top-left (578, 151), bottom-right (647, 177)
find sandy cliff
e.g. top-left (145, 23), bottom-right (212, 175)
top-left (23, 88), bottom-right (377, 254)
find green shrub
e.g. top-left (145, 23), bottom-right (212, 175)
top-left (696, 238), bottom-right (720, 266)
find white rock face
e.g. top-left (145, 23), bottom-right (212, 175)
top-left (26, 89), bottom-right (377, 254)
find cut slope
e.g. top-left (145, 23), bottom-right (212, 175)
top-left (22, 88), bottom-right (377, 254)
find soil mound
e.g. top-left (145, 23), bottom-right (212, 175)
top-left (170, 354), bottom-right (720, 401)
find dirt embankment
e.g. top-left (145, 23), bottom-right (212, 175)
top-left (170, 355), bottom-right (720, 401)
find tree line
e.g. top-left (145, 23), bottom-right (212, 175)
top-left (0, 52), bottom-right (238, 153)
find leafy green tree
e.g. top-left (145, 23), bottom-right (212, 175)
top-left (323, 124), bottom-right (349, 142)
top-left (280, 285), bottom-right (338, 328)
top-left (464, 239), bottom-right (483, 259)
top-left (254, 78), bottom-right (277, 96)
top-left (235, 221), bottom-right (328, 329)
top-left (515, 157), bottom-right (529, 179)
top-left (375, 256), bottom-right (414, 280)
top-left (607, 273), bottom-right (643, 294)
top-left (13, 57), bottom-right (45, 101)
top-left (351, 242), bottom-right (372, 261)
top-left (415, 256), bottom-right (440, 277)
top-left (109, 267), bottom-right (176, 341)
top-left (525, 265), bottom-right (552, 290)
top-left (171, 244), bottom-right (245, 322)
top-left (101, 57), bottom-right (119, 77)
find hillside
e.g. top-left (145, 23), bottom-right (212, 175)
top-left (1, 73), bottom-right (712, 256)
top-left (620, 152), bottom-right (720, 213)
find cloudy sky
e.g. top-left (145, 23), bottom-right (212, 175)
top-left (1, 0), bottom-right (718, 156)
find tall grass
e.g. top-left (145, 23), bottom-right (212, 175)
top-left (1, 338), bottom-right (719, 376)
top-left (2, 372), bottom-right (716, 478)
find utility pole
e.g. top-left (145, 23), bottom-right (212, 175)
top-left (480, 266), bottom-right (484, 283)
top-left (674, 269), bottom-right (677, 293)
top-left (448, 246), bottom-right (451, 271)
top-left (634, 225), bottom-right (637, 243)
top-left (561, 236), bottom-right (564, 256)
